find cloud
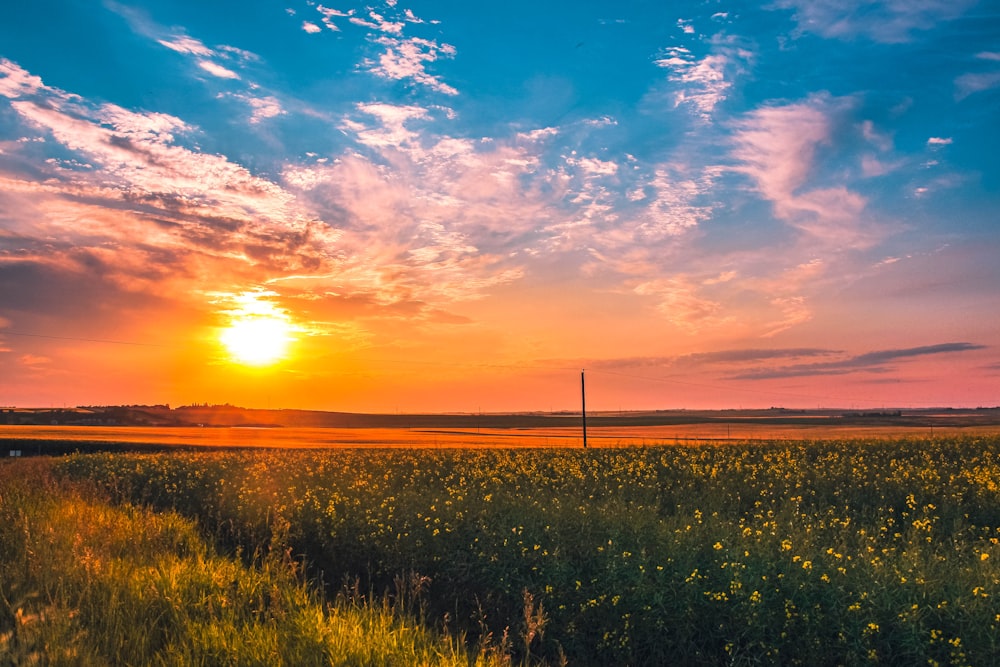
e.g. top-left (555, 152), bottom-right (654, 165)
top-left (305, 3), bottom-right (457, 95)
top-left (642, 165), bottom-right (720, 238)
top-left (730, 94), bottom-right (876, 246)
top-left (302, 21), bottom-right (322, 34)
top-left (198, 60), bottom-right (240, 80)
top-left (217, 45), bottom-right (259, 63)
top-left (158, 36), bottom-right (214, 57)
top-left (368, 36), bottom-right (458, 95)
top-left (224, 92), bottom-right (286, 123)
top-left (0, 60), bottom-right (344, 301)
top-left (153, 31), bottom-right (256, 81)
top-left (632, 277), bottom-right (729, 332)
top-left (773, 0), bottom-right (976, 43)
top-left (20, 354), bottom-right (51, 368)
top-left (567, 156), bottom-right (618, 177)
top-left (761, 296), bottom-right (812, 338)
top-left (927, 136), bottom-right (952, 146)
top-left (346, 101), bottom-right (431, 147)
top-left (315, 5), bottom-right (350, 31)
top-left (679, 348), bottom-right (837, 366)
top-left (355, 10), bottom-right (405, 35)
top-left (0, 256), bottom-right (137, 316)
top-left (279, 122), bottom-right (562, 302)
top-left (549, 348), bottom-right (839, 373)
top-left (403, 9), bottom-right (425, 24)
top-left (654, 39), bottom-right (752, 119)
top-left (156, 35), bottom-right (259, 67)
top-left (860, 119), bottom-right (893, 152)
top-left (0, 59), bottom-right (44, 98)
top-left (861, 154), bottom-right (901, 177)
top-left (955, 71), bottom-right (1000, 100)
top-left (731, 342), bottom-right (987, 379)
top-left (278, 101), bottom-right (729, 305)
top-left (731, 98), bottom-right (831, 203)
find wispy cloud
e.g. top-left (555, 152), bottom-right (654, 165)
top-left (282, 105), bottom-right (580, 301)
top-left (955, 71), bottom-right (1000, 100)
top-left (154, 34), bottom-right (253, 80)
top-left (368, 36), bottom-right (458, 95)
top-left (761, 296), bottom-right (812, 338)
top-left (315, 5), bottom-right (351, 31)
top-left (548, 348), bottom-right (839, 373)
top-left (730, 94), bottom-right (876, 247)
top-left (158, 35), bottom-right (214, 57)
top-left (731, 342), bottom-right (987, 379)
top-left (0, 59), bottom-right (44, 98)
top-left (222, 92), bottom-right (286, 124)
top-left (679, 348), bottom-right (837, 366)
top-left (351, 9), bottom-right (405, 35)
top-left (654, 37), bottom-right (752, 120)
top-left (773, 0), bottom-right (976, 43)
top-left (632, 276), bottom-right (729, 333)
top-left (303, 3), bottom-right (457, 95)
top-left (198, 60), bottom-right (240, 80)
top-left (642, 164), bottom-right (720, 238)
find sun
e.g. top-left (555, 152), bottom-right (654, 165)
top-left (221, 316), bottom-right (292, 366)
top-left (217, 291), bottom-right (296, 367)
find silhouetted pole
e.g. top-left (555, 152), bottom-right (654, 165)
top-left (581, 370), bottom-right (588, 449)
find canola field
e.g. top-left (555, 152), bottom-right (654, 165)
top-left (36, 436), bottom-right (1000, 664)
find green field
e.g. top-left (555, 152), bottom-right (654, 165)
top-left (4, 437), bottom-right (1000, 665)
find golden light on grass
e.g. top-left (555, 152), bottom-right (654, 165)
top-left (218, 291), bottom-right (295, 367)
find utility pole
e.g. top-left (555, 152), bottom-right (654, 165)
top-left (581, 370), bottom-right (588, 449)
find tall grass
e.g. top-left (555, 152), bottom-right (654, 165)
top-left (0, 458), bottom-right (506, 666)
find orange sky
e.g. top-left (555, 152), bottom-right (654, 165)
top-left (2, 279), bottom-right (996, 412)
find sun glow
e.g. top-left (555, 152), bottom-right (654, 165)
top-left (218, 292), bottom-right (295, 366)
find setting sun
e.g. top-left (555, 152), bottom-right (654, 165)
top-left (221, 316), bottom-right (292, 366)
top-left (217, 291), bottom-right (295, 366)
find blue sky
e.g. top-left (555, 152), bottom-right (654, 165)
top-left (0, 0), bottom-right (998, 411)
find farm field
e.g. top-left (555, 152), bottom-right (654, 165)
top-left (3, 419), bottom-right (1000, 453)
top-left (4, 435), bottom-right (1000, 665)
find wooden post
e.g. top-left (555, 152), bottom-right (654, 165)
top-left (581, 370), bottom-right (588, 449)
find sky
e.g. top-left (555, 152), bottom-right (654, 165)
top-left (1, 0), bottom-right (998, 413)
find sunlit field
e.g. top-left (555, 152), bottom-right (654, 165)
top-left (5, 436), bottom-right (1000, 665)
top-left (0, 459), bottom-right (505, 667)
top-left (3, 420), bottom-right (998, 451)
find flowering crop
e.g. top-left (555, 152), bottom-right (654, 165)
top-left (57, 436), bottom-right (1000, 665)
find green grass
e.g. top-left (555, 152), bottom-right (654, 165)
top-left (11, 436), bottom-right (1000, 665)
top-left (0, 459), bottom-right (507, 666)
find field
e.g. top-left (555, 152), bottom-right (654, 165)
top-left (0, 458), bottom-right (505, 666)
top-left (4, 432), bottom-right (1000, 665)
top-left (4, 412), bottom-right (1000, 454)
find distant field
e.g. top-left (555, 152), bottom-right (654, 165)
top-left (3, 421), bottom-right (1000, 452)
